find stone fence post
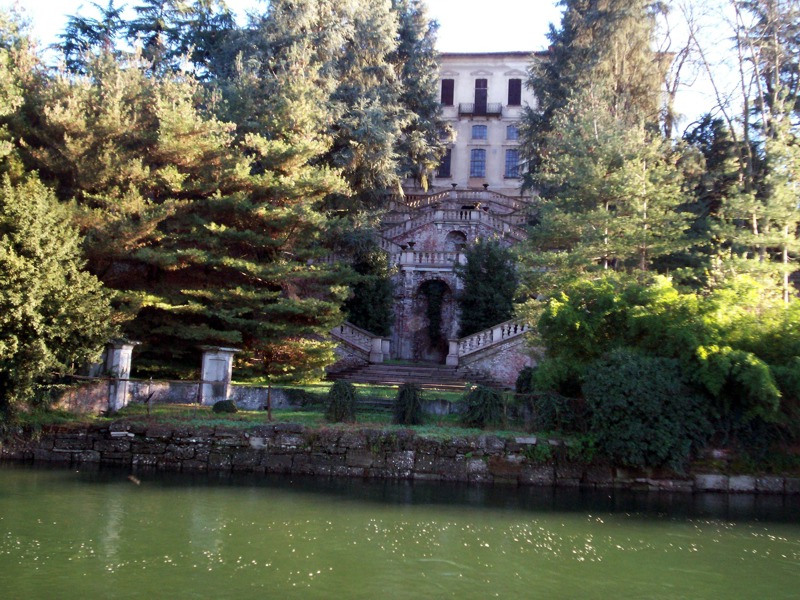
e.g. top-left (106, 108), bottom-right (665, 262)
top-left (106, 340), bottom-right (139, 413)
top-left (199, 346), bottom-right (240, 406)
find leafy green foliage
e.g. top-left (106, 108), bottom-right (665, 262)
top-left (393, 383), bottom-right (425, 426)
top-left (461, 385), bottom-right (505, 429)
top-left (212, 399), bottom-right (238, 414)
top-left (0, 176), bottom-right (115, 422)
top-left (325, 380), bottom-right (358, 423)
top-left (583, 349), bottom-right (711, 470)
top-left (456, 239), bottom-right (518, 336)
top-left (344, 246), bottom-right (395, 336)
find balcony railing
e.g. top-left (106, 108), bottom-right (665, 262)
top-left (458, 103), bottom-right (502, 117)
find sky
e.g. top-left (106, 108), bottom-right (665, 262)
top-left (0, 0), bottom-right (563, 53)
top-left (0, 0), bottom-right (733, 133)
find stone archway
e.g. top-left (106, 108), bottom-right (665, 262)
top-left (445, 230), bottom-right (468, 252)
top-left (414, 279), bottom-right (457, 363)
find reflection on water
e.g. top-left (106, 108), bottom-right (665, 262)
top-left (1, 463), bottom-right (798, 599)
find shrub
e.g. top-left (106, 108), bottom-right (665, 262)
top-left (393, 383), bottom-right (425, 425)
top-left (462, 385), bottom-right (505, 429)
top-left (326, 381), bottom-right (358, 423)
top-left (212, 400), bottom-right (238, 414)
top-left (583, 348), bottom-right (711, 471)
top-left (526, 392), bottom-right (588, 434)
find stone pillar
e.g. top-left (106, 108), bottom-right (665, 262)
top-left (445, 339), bottom-right (460, 367)
top-left (369, 338), bottom-right (384, 363)
top-left (106, 341), bottom-right (138, 413)
top-left (199, 347), bottom-right (240, 406)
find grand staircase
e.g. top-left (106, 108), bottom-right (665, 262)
top-left (329, 362), bottom-right (500, 390)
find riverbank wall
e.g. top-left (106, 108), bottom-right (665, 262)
top-left (2, 423), bottom-right (799, 494)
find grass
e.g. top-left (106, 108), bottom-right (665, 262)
top-left (10, 402), bottom-right (531, 440)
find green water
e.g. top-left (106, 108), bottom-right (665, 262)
top-left (1, 464), bottom-right (799, 599)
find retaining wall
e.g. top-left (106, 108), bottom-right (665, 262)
top-left (2, 424), bottom-right (798, 494)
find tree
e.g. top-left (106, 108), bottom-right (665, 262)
top-left (391, 0), bottom-right (447, 190)
top-left (15, 36), bottom-right (350, 379)
top-left (456, 238), bottom-right (518, 337)
top-left (520, 91), bottom-right (690, 297)
top-left (325, 0), bottom-right (407, 211)
top-left (522, 0), bottom-right (668, 178)
top-left (0, 176), bottom-right (115, 422)
top-left (344, 244), bottom-right (395, 337)
top-left (58, 1), bottom-right (126, 73)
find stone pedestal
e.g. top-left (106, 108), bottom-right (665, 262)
top-left (369, 338), bottom-right (385, 363)
top-left (200, 347), bottom-right (240, 406)
top-left (445, 339), bottom-right (459, 366)
top-left (106, 341), bottom-right (138, 413)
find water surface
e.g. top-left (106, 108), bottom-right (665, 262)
top-left (1, 463), bottom-right (798, 599)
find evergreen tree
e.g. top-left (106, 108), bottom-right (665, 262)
top-left (521, 92), bottom-right (690, 297)
top-left (456, 238), bottom-right (518, 337)
top-left (522, 0), bottom-right (668, 178)
top-left (126, 0), bottom-right (192, 71)
top-left (15, 39), bottom-right (349, 378)
top-left (0, 176), bottom-right (115, 422)
top-left (58, 1), bottom-right (127, 74)
top-left (391, 0), bottom-right (447, 191)
top-left (326, 0), bottom-right (407, 211)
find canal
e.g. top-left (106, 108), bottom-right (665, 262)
top-left (1, 464), bottom-right (798, 598)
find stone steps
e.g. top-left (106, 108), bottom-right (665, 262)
top-left (329, 363), bottom-right (500, 390)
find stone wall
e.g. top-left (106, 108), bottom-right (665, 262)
top-left (54, 381), bottom-right (296, 414)
top-left (459, 337), bottom-right (535, 388)
top-left (3, 423), bottom-right (799, 494)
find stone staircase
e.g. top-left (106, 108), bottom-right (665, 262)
top-left (329, 363), bottom-right (500, 390)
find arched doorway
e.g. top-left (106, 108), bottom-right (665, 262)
top-left (415, 279), bottom-right (456, 363)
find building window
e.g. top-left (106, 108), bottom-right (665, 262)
top-left (437, 148), bottom-right (452, 178)
top-left (441, 79), bottom-right (454, 106)
top-left (474, 78), bottom-right (488, 115)
top-left (471, 125), bottom-right (487, 140)
top-left (508, 78), bottom-right (522, 106)
top-left (470, 149), bottom-right (486, 178)
top-left (505, 149), bottom-right (520, 178)
top-left (506, 125), bottom-right (519, 140)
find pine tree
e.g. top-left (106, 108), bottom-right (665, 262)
top-left (391, 0), bottom-right (447, 191)
top-left (58, 1), bottom-right (126, 73)
top-left (326, 0), bottom-right (407, 211)
top-left (521, 91), bottom-right (690, 296)
top-left (522, 0), bottom-right (668, 178)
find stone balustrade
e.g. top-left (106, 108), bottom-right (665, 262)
top-left (446, 319), bottom-right (531, 366)
top-left (381, 208), bottom-right (527, 242)
top-left (330, 322), bottom-right (391, 363)
top-left (393, 250), bottom-right (466, 268)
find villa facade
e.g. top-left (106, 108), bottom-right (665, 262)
top-left (330, 52), bottom-right (541, 387)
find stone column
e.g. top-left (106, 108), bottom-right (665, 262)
top-left (106, 341), bottom-right (138, 413)
top-left (199, 347), bottom-right (240, 406)
top-left (445, 339), bottom-right (460, 367)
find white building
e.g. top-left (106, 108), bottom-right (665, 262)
top-left (433, 51), bottom-right (542, 197)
